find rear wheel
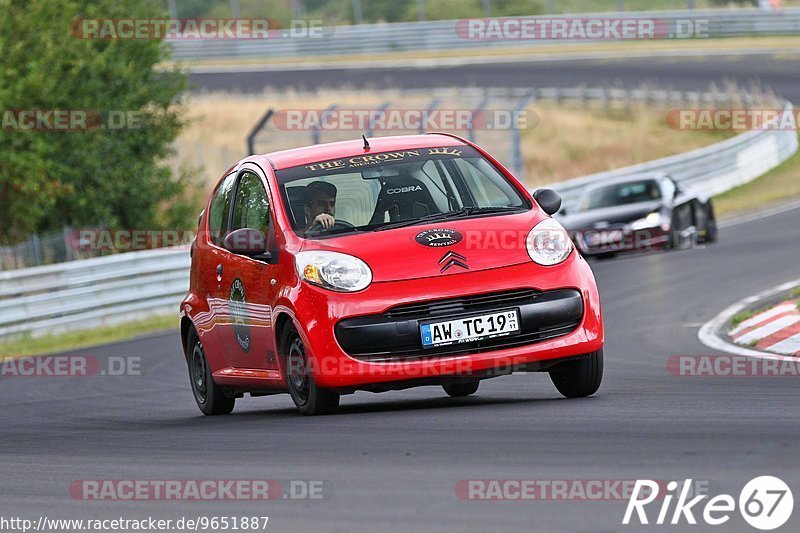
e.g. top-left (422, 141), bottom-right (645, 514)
top-left (702, 203), bottom-right (718, 243)
top-left (549, 349), bottom-right (603, 398)
top-left (281, 324), bottom-right (340, 416)
top-left (187, 329), bottom-right (235, 415)
top-left (442, 381), bottom-right (479, 397)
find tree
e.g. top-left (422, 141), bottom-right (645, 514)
top-left (0, 0), bottom-right (192, 244)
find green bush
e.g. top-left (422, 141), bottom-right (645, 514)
top-left (0, 0), bottom-right (193, 244)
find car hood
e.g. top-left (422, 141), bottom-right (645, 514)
top-left (293, 211), bottom-right (544, 283)
top-left (558, 201), bottom-right (663, 230)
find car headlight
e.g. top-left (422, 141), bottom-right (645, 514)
top-left (526, 218), bottom-right (573, 266)
top-left (295, 251), bottom-right (372, 292)
top-left (629, 211), bottom-right (664, 231)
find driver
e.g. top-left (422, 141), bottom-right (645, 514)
top-left (304, 181), bottom-right (337, 233)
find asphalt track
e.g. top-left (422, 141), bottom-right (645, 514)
top-left (188, 52), bottom-right (800, 103)
top-left (1, 205), bottom-right (799, 532)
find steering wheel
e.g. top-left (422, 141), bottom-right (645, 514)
top-left (306, 218), bottom-right (355, 236)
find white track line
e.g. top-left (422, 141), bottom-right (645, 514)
top-left (187, 47), bottom-right (800, 74)
top-left (718, 199), bottom-right (800, 229)
top-left (698, 278), bottom-right (800, 361)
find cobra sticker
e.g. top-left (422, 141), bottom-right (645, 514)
top-left (229, 278), bottom-right (251, 352)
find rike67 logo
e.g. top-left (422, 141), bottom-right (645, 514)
top-left (623, 476), bottom-right (793, 530)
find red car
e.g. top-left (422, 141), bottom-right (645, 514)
top-left (179, 134), bottom-right (604, 415)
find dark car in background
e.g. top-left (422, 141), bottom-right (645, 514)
top-left (557, 173), bottom-right (717, 257)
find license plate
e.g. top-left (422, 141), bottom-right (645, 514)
top-left (586, 230), bottom-right (623, 247)
top-left (420, 309), bottom-right (520, 348)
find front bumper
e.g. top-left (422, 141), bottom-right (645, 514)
top-left (573, 227), bottom-right (669, 255)
top-left (289, 254), bottom-right (603, 389)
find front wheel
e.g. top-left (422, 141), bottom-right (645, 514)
top-left (549, 349), bottom-right (603, 398)
top-left (187, 329), bottom-right (235, 415)
top-left (442, 381), bottom-right (479, 397)
top-left (281, 324), bottom-right (340, 416)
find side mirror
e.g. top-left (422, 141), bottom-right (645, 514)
top-left (224, 228), bottom-right (272, 261)
top-left (533, 188), bottom-right (562, 216)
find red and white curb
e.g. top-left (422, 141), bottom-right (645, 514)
top-left (729, 301), bottom-right (800, 355)
top-left (698, 278), bottom-right (800, 360)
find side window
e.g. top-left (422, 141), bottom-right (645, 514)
top-left (208, 173), bottom-right (236, 246)
top-left (231, 171), bottom-right (271, 234)
top-left (455, 159), bottom-right (509, 207)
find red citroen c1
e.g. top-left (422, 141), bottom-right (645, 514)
top-left (179, 133), bottom-right (604, 415)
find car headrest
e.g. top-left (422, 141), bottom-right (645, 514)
top-left (369, 176), bottom-right (440, 225)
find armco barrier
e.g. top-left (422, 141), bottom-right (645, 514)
top-left (168, 9), bottom-right (800, 61)
top-left (550, 101), bottom-right (798, 209)
top-left (0, 94), bottom-right (796, 338)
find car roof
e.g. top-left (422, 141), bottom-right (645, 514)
top-left (581, 172), bottom-right (669, 193)
top-left (262, 134), bottom-right (467, 171)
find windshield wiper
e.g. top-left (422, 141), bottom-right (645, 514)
top-left (372, 211), bottom-right (458, 232)
top-left (372, 206), bottom-right (524, 232)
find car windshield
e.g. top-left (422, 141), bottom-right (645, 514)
top-left (577, 179), bottom-right (661, 212)
top-left (275, 145), bottom-right (529, 238)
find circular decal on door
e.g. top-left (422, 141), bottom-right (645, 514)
top-left (415, 228), bottom-right (463, 248)
top-left (230, 278), bottom-right (250, 353)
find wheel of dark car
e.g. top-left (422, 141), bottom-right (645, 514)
top-left (281, 324), bottom-right (340, 416)
top-left (442, 381), bottom-right (480, 397)
top-left (187, 329), bottom-right (235, 415)
top-left (701, 203), bottom-right (718, 243)
top-left (549, 349), bottom-right (603, 398)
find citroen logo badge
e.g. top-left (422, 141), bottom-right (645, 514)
top-left (439, 251), bottom-right (469, 273)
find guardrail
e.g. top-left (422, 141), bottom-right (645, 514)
top-left (169, 8), bottom-right (800, 61)
top-left (0, 248), bottom-right (189, 337)
top-left (550, 100), bottom-right (798, 208)
top-left (1, 89), bottom-right (796, 339)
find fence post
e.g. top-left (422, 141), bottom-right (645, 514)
top-left (420, 97), bottom-right (441, 134)
top-left (368, 101), bottom-right (392, 137)
top-left (313, 104), bottom-right (339, 145)
top-left (510, 92), bottom-right (535, 180)
top-left (469, 94), bottom-right (489, 142)
top-left (246, 109), bottom-right (275, 155)
top-left (31, 233), bottom-right (42, 266)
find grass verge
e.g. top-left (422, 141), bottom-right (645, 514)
top-left (0, 314), bottom-right (177, 357)
top-left (714, 141), bottom-right (800, 217)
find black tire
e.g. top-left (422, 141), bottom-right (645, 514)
top-left (549, 349), bottom-right (603, 398)
top-left (187, 328), bottom-right (235, 415)
top-left (281, 324), bottom-right (340, 416)
top-left (442, 381), bottom-right (480, 397)
top-left (702, 203), bottom-right (717, 243)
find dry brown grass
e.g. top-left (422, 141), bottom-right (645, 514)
top-left (176, 89), bottom-right (735, 193)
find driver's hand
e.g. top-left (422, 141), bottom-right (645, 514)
top-left (313, 213), bottom-right (335, 229)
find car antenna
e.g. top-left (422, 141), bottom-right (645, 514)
top-left (362, 134), bottom-right (370, 151)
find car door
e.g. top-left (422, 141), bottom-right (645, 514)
top-left (216, 166), bottom-right (281, 372)
top-left (195, 172), bottom-right (237, 367)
